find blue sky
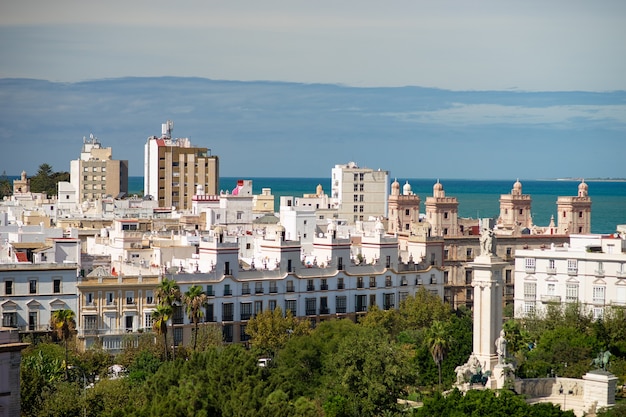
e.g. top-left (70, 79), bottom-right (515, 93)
top-left (1, 1), bottom-right (625, 179)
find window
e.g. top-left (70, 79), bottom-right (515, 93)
top-left (236, 211), bottom-right (243, 220)
top-left (444, 249), bottom-right (449, 260)
top-left (4, 280), bottom-right (13, 295)
top-left (369, 294), bottom-right (377, 307)
top-left (444, 212), bottom-right (448, 219)
top-left (106, 292), bottom-right (114, 305)
top-left (224, 284), bottom-right (232, 296)
top-left (359, 184), bottom-right (364, 192)
top-left (125, 315), bottom-right (135, 331)
top-left (206, 285), bottom-right (214, 296)
top-left (524, 282), bottom-right (536, 300)
top-left (321, 278), bottom-right (328, 291)
top-left (240, 302), bottom-right (252, 321)
top-left (566, 284), bottom-right (579, 302)
top-left (567, 259), bottom-right (578, 274)
top-left (357, 277), bottom-right (363, 289)
top-left (505, 270), bottom-right (512, 284)
top-left (223, 324), bottom-right (233, 342)
top-left (86, 292), bottom-right (94, 306)
top-left (547, 283), bottom-right (555, 296)
top-left (401, 276), bottom-right (407, 286)
top-left (286, 281), bottom-right (294, 292)
top-left (354, 194), bottom-right (358, 202)
top-left (400, 291), bottom-right (409, 303)
top-left (305, 298), bottom-right (317, 315)
top-left (240, 324), bottom-right (250, 342)
top-left (337, 277), bottom-right (344, 290)
top-left (405, 209), bottom-right (410, 216)
top-left (269, 282), bottom-right (277, 293)
top-left (28, 311), bottom-right (37, 331)
top-left (29, 279), bottom-right (37, 294)
top-left (525, 258), bottom-right (536, 272)
top-left (593, 286), bottom-right (606, 305)
top-left (336, 296), bottom-right (347, 313)
top-left (255, 301), bottom-right (263, 315)
top-left (355, 295), bottom-right (367, 312)
top-left (385, 256), bottom-right (391, 268)
top-left (205, 304), bottom-right (215, 322)
top-left (465, 270), bottom-right (472, 285)
top-left (285, 300), bottom-right (297, 315)
top-left (430, 274), bottom-right (437, 284)
top-left (53, 279), bottom-right (61, 293)
top-left (146, 290), bottom-right (154, 304)
top-left (359, 173), bottom-right (364, 181)
top-left (443, 272), bottom-right (448, 284)
top-left (369, 276), bottom-right (376, 288)
top-left (385, 276), bottom-right (392, 287)
top-left (269, 300), bottom-right (277, 312)
top-left (320, 297), bottom-right (328, 314)
top-left (466, 248), bottom-right (473, 259)
top-left (255, 282), bottom-right (263, 294)
top-left (125, 291), bottom-right (135, 305)
top-left (172, 305), bottom-right (184, 324)
top-left (579, 211), bottom-right (583, 218)
top-left (359, 195), bottom-right (364, 202)
top-left (173, 328), bottom-right (183, 346)
top-left (2, 312), bottom-right (17, 327)
top-left (307, 279), bottom-right (315, 291)
top-left (222, 303), bottom-right (234, 321)
top-left (383, 293), bottom-right (394, 310)
top-left (353, 205), bottom-right (358, 213)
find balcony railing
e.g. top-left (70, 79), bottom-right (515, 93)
top-left (540, 295), bottom-right (561, 303)
top-left (595, 269), bottom-right (605, 278)
top-left (255, 288), bottom-right (264, 294)
top-left (336, 307), bottom-right (347, 314)
top-left (307, 285), bottom-right (315, 291)
top-left (222, 314), bottom-right (233, 322)
top-left (240, 313), bottom-right (252, 321)
top-left (320, 307), bottom-right (330, 315)
top-left (385, 281), bottom-right (392, 287)
top-left (356, 283), bottom-right (364, 289)
top-left (337, 283), bottom-right (345, 290)
top-left (305, 309), bottom-right (317, 316)
top-left (320, 284), bottom-right (329, 291)
top-left (242, 288), bottom-right (251, 295)
top-left (269, 286), bottom-right (278, 294)
top-left (546, 267), bottom-right (557, 275)
top-left (286, 286), bottom-right (295, 293)
top-left (617, 270), bottom-right (626, 279)
top-left (567, 268), bottom-right (578, 276)
top-left (525, 266), bottom-right (536, 273)
top-left (356, 305), bottom-right (367, 312)
top-left (224, 290), bottom-right (232, 296)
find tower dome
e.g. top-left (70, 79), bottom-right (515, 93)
top-left (403, 181), bottom-right (412, 195)
top-left (578, 179), bottom-right (588, 197)
top-left (512, 179), bottom-right (522, 195)
top-left (316, 184), bottom-right (323, 196)
top-left (433, 180), bottom-right (444, 197)
top-left (391, 179), bottom-right (400, 196)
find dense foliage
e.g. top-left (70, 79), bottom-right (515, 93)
top-left (29, 163), bottom-right (70, 197)
top-left (21, 289), bottom-right (626, 416)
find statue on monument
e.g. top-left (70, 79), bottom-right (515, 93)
top-left (480, 222), bottom-right (495, 256)
top-left (495, 329), bottom-right (508, 365)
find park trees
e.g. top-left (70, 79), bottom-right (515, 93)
top-left (50, 308), bottom-right (76, 380)
top-left (246, 306), bottom-right (311, 357)
top-left (183, 284), bottom-right (208, 351)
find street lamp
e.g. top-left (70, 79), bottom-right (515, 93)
top-left (559, 385), bottom-right (573, 411)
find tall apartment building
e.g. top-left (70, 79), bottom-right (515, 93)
top-left (70, 134), bottom-right (128, 203)
top-left (144, 121), bottom-right (219, 212)
top-left (330, 162), bottom-right (389, 223)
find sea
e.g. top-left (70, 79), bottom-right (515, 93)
top-left (127, 176), bottom-right (626, 235)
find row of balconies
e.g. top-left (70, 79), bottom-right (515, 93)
top-left (218, 281), bottom-right (420, 297)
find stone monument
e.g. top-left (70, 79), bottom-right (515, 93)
top-left (456, 218), bottom-right (513, 390)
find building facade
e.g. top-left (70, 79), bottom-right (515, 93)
top-left (70, 134), bottom-right (128, 204)
top-left (514, 234), bottom-right (626, 319)
top-left (331, 162), bottom-right (389, 223)
top-left (144, 121), bottom-right (219, 212)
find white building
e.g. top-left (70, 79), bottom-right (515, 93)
top-left (331, 162), bottom-right (389, 223)
top-left (514, 234), bottom-right (626, 319)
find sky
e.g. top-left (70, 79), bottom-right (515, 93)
top-left (1, 1), bottom-right (625, 179)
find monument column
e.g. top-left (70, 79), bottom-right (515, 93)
top-left (469, 219), bottom-right (508, 374)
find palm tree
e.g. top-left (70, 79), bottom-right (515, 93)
top-left (426, 320), bottom-right (450, 391)
top-left (183, 284), bottom-right (208, 351)
top-left (155, 277), bottom-right (180, 358)
top-left (152, 304), bottom-right (172, 360)
top-left (50, 309), bottom-right (76, 380)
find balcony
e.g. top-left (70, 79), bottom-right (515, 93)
top-left (255, 288), bottom-right (264, 294)
top-left (525, 266), bottom-right (536, 273)
top-left (206, 316), bottom-right (216, 322)
top-left (337, 283), bottom-right (345, 290)
top-left (336, 307), bottom-right (347, 314)
top-left (240, 313), bottom-right (252, 321)
top-left (222, 314), bottom-right (233, 322)
top-left (307, 285), bottom-right (315, 292)
top-left (385, 281), bottom-right (392, 288)
top-left (206, 290), bottom-right (215, 297)
top-left (242, 288), bottom-right (251, 295)
top-left (383, 304), bottom-right (394, 310)
top-left (541, 295), bottom-right (561, 303)
top-left (286, 286), bottom-right (295, 293)
top-left (546, 267), bottom-right (557, 275)
top-left (356, 305), bottom-right (367, 313)
top-left (567, 268), bottom-right (578, 276)
top-left (320, 284), bottom-right (329, 291)
top-left (224, 289), bottom-right (232, 296)
top-left (320, 307), bottom-right (330, 315)
top-left (356, 283), bottom-right (364, 289)
top-left (305, 309), bottom-right (317, 316)
top-left (595, 269), bottom-right (605, 278)
top-left (617, 270), bottom-right (626, 279)
top-left (269, 286), bottom-right (278, 294)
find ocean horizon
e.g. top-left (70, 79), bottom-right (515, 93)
top-left (126, 176), bottom-right (626, 235)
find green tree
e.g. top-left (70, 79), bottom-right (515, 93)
top-left (0, 171), bottom-right (11, 198)
top-left (152, 304), bottom-right (172, 360)
top-left (154, 277), bottom-right (180, 359)
top-left (183, 284), bottom-right (208, 351)
top-left (50, 308), bottom-right (77, 380)
top-left (246, 306), bottom-right (311, 357)
top-left (426, 320), bottom-right (450, 390)
top-left (21, 343), bottom-right (65, 417)
top-left (399, 286), bottom-right (452, 330)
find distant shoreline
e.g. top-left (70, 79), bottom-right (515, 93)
top-left (547, 178), bottom-right (626, 182)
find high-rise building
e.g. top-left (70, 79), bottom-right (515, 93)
top-left (70, 134), bottom-right (128, 203)
top-left (330, 162), bottom-right (389, 223)
top-left (144, 121), bottom-right (219, 211)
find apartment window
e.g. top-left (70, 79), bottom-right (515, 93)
top-left (359, 173), bottom-right (364, 181)
top-left (385, 276), bottom-right (392, 287)
top-left (222, 303), bottom-right (234, 321)
top-left (548, 259), bottom-right (556, 270)
top-left (369, 276), bottom-right (376, 288)
top-left (337, 277), bottom-right (344, 290)
top-left (29, 279), bottom-right (37, 294)
top-left (5, 280), bottom-right (13, 295)
top-left (353, 205), bottom-right (358, 213)
top-left (125, 291), bottom-right (135, 305)
top-left (383, 293), bottom-right (395, 310)
top-left (359, 205), bottom-right (364, 213)
top-left (336, 296), bottom-right (347, 314)
top-left (466, 288), bottom-right (473, 301)
top-left (525, 258), bottom-right (536, 272)
top-left (240, 324), bottom-right (250, 342)
top-left (401, 276), bottom-right (407, 286)
top-left (524, 282), bottom-right (536, 300)
top-left (579, 211), bottom-right (583, 218)
top-left (430, 274), bottom-right (437, 285)
top-left (567, 259), bottom-right (578, 274)
top-left (354, 173), bottom-right (358, 181)
top-left (172, 305), bottom-right (184, 324)
top-left (357, 277), bottom-right (364, 289)
top-left (506, 247), bottom-right (512, 258)
top-left (465, 270), bottom-right (472, 285)
top-left (86, 292), bottom-right (94, 306)
top-left (505, 270), bottom-right (512, 284)
top-left (359, 184), bottom-right (364, 192)
top-left (593, 286), bottom-right (606, 305)
top-left (444, 249), bottom-right (449, 260)
top-left (286, 281), bottom-right (294, 292)
top-left (354, 194), bottom-right (358, 202)
top-left (355, 295), bottom-right (367, 312)
top-left (106, 292), bottom-right (114, 305)
top-left (2, 312), bottom-right (17, 327)
top-left (125, 315), bottom-right (134, 331)
top-left (255, 282), bottom-right (263, 294)
top-left (338, 257), bottom-right (344, 270)
top-left (205, 304), bottom-right (215, 322)
top-left (206, 285), bottom-right (214, 296)
top-left (444, 212), bottom-right (448, 219)
top-left (269, 300), bottom-right (277, 312)
top-left (146, 290), bottom-right (154, 304)
top-left (524, 302), bottom-right (535, 315)
top-left (385, 256), bottom-right (391, 268)
top-left (547, 283), bottom-right (556, 296)
top-left (53, 279), bottom-right (61, 294)
top-left (255, 301), bottom-right (263, 315)
top-left (173, 328), bottom-right (183, 346)
top-left (443, 272), bottom-right (448, 285)
top-left (307, 279), bottom-right (315, 291)
top-left (359, 195), bottom-right (364, 202)
top-left (566, 284), bottom-right (579, 303)
top-left (28, 311), bottom-right (38, 331)
top-left (305, 298), bottom-right (317, 315)
top-left (353, 183), bottom-right (358, 192)
top-left (369, 294), bottom-right (377, 307)
top-left (466, 248), bottom-right (473, 259)
top-left (321, 278), bottom-right (328, 291)
top-left (285, 300), bottom-right (297, 315)
top-left (240, 302), bottom-right (252, 321)
top-left (224, 284), bottom-right (232, 296)
top-left (269, 282), bottom-right (277, 293)
top-left (236, 212), bottom-right (243, 220)
top-left (416, 275), bottom-right (422, 285)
